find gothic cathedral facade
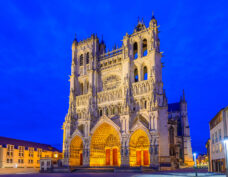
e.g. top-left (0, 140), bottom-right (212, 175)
top-left (62, 15), bottom-right (193, 170)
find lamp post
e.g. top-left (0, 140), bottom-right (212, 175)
top-left (223, 137), bottom-right (228, 177)
top-left (193, 153), bottom-right (197, 176)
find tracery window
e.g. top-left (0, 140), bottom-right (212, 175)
top-left (80, 54), bottom-right (83, 66)
top-left (134, 68), bottom-right (138, 82)
top-left (143, 66), bottom-right (148, 80)
top-left (169, 126), bottom-right (174, 145)
top-left (86, 52), bottom-right (89, 64)
top-left (142, 39), bottom-right (147, 56)
top-left (99, 110), bottom-right (102, 116)
top-left (133, 42), bottom-right (138, 59)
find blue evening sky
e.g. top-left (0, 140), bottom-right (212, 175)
top-left (0, 0), bottom-right (227, 153)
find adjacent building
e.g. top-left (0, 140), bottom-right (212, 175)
top-left (168, 94), bottom-right (193, 168)
top-left (0, 136), bottom-right (62, 168)
top-left (208, 106), bottom-right (228, 172)
top-left (62, 14), bottom-right (193, 169)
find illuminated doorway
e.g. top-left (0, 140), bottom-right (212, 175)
top-left (69, 136), bottom-right (83, 166)
top-left (129, 129), bottom-right (150, 166)
top-left (90, 123), bottom-right (121, 166)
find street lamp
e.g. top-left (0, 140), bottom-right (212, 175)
top-left (193, 153), bottom-right (197, 167)
top-left (193, 153), bottom-right (197, 176)
top-left (223, 137), bottom-right (228, 177)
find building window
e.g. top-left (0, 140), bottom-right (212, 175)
top-left (18, 146), bottom-right (24, 157)
top-left (28, 147), bottom-right (34, 157)
top-left (144, 101), bottom-right (147, 109)
top-left (6, 145), bottom-right (14, 157)
top-left (37, 160), bottom-right (40, 164)
top-left (18, 159), bottom-right (24, 164)
top-left (219, 129), bottom-right (222, 140)
top-left (86, 52), bottom-right (89, 64)
top-left (143, 66), bottom-right (148, 80)
top-left (133, 42), bottom-right (138, 59)
top-left (37, 148), bottom-right (42, 158)
top-left (134, 68), bottom-right (138, 82)
top-left (212, 134), bottom-right (214, 144)
top-left (215, 132), bottom-right (218, 143)
top-left (7, 158), bottom-right (13, 163)
top-left (142, 39), bottom-right (147, 56)
top-left (80, 54), bottom-right (83, 66)
top-left (28, 159), bottom-right (33, 164)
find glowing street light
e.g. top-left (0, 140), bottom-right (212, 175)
top-left (193, 153), bottom-right (197, 176)
top-left (193, 153), bottom-right (197, 167)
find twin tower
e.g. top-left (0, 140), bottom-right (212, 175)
top-left (62, 15), bottom-right (193, 170)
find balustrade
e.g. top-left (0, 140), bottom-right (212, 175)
top-left (97, 88), bottom-right (123, 104)
top-left (132, 80), bottom-right (152, 96)
top-left (99, 47), bottom-right (123, 61)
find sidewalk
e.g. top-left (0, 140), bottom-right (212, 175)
top-left (0, 168), bottom-right (39, 175)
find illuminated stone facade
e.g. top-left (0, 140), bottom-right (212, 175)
top-left (62, 15), bottom-right (193, 169)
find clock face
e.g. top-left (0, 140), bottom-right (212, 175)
top-left (103, 75), bottom-right (121, 91)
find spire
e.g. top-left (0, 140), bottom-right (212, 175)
top-left (151, 11), bottom-right (155, 19)
top-left (72, 33), bottom-right (78, 48)
top-left (149, 11), bottom-right (157, 28)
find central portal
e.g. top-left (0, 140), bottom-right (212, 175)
top-left (90, 123), bottom-right (121, 166)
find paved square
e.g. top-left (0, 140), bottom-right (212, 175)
top-left (0, 173), bottom-right (225, 177)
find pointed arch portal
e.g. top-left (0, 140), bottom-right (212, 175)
top-left (70, 136), bottom-right (83, 166)
top-left (129, 129), bottom-right (150, 166)
top-left (90, 123), bottom-right (121, 166)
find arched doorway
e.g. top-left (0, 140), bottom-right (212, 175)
top-left (129, 129), bottom-right (150, 166)
top-left (90, 123), bottom-right (121, 166)
top-left (69, 136), bottom-right (83, 166)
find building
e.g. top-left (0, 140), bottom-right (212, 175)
top-left (208, 106), bottom-right (228, 172)
top-left (196, 154), bottom-right (208, 167)
top-left (168, 94), bottom-right (194, 168)
top-left (62, 14), bottom-right (193, 169)
top-left (0, 136), bottom-right (61, 168)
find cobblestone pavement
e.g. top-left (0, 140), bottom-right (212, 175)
top-left (0, 172), bottom-right (225, 177)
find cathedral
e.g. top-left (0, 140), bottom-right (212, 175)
top-left (62, 14), bottom-right (194, 170)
